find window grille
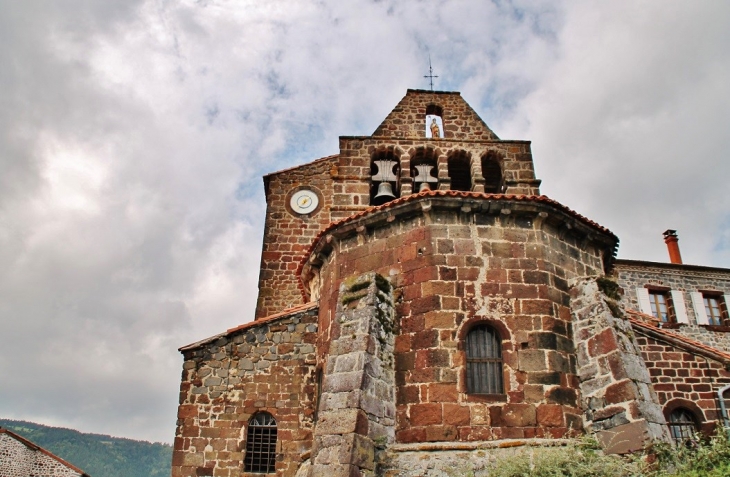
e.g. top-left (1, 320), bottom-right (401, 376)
top-left (466, 325), bottom-right (503, 394)
top-left (667, 408), bottom-right (697, 445)
top-left (244, 412), bottom-right (277, 473)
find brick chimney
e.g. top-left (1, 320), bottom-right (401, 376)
top-left (663, 229), bottom-right (682, 264)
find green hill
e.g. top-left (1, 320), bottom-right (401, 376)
top-left (0, 419), bottom-right (172, 477)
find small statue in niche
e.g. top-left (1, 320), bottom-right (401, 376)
top-left (430, 118), bottom-right (441, 139)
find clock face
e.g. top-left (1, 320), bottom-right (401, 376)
top-left (289, 189), bottom-right (319, 215)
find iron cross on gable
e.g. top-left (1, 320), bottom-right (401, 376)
top-left (424, 56), bottom-right (438, 91)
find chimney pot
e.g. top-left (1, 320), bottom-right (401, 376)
top-left (663, 229), bottom-right (682, 264)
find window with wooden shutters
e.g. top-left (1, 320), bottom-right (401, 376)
top-left (466, 325), bottom-right (503, 394)
top-left (244, 412), bottom-right (277, 473)
top-left (649, 290), bottom-right (670, 322)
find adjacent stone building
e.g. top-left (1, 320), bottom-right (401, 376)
top-left (171, 90), bottom-right (730, 477)
top-left (0, 428), bottom-right (90, 477)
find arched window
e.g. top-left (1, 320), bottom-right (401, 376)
top-left (425, 104), bottom-right (444, 139)
top-left (244, 412), bottom-right (277, 473)
top-left (466, 325), bottom-right (503, 394)
top-left (370, 150), bottom-right (399, 206)
top-left (481, 152), bottom-right (502, 194)
top-left (667, 408), bottom-right (698, 445)
top-left (411, 148), bottom-right (438, 192)
top-left (448, 151), bottom-right (471, 191)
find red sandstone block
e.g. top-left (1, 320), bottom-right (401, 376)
top-left (400, 316), bottom-right (424, 333)
top-left (424, 311), bottom-right (456, 329)
top-left (521, 299), bottom-right (554, 315)
top-left (410, 403), bottom-right (443, 426)
top-left (588, 328), bottom-right (619, 358)
top-left (443, 403), bottom-right (471, 426)
top-left (502, 404), bottom-right (537, 427)
top-left (413, 266), bottom-right (439, 283)
top-left (426, 425), bottom-right (458, 441)
top-left (396, 427), bottom-right (426, 444)
top-left (410, 367), bottom-right (439, 383)
top-left (394, 334), bottom-right (412, 353)
top-left (178, 405), bottom-right (198, 419)
top-left (410, 295), bottom-right (441, 315)
top-left (428, 383), bottom-right (458, 403)
top-left (605, 380), bottom-right (639, 404)
top-left (537, 404), bottom-right (564, 427)
top-left (412, 329), bottom-right (438, 349)
top-left (397, 385), bottom-right (420, 405)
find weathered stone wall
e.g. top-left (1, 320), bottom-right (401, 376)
top-left (172, 308), bottom-right (318, 477)
top-left (634, 332), bottom-right (730, 434)
top-left (614, 261), bottom-right (730, 352)
top-left (310, 273), bottom-right (396, 477)
top-left (257, 91), bottom-right (542, 320)
top-left (333, 137), bottom-right (540, 219)
top-left (0, 432), bottom-right (84, 477)
top-left (306, 195), bottom-right (616, 445)
top-left (570, 277), bottom-right (669, 454)
top-left (256, 157), bottom-right (337, 319)
top-left (372, 90), bottom-right (498, 140)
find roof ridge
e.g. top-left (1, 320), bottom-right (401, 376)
top-left (0, 428), bottom-right (90, 476)
top-left (626, 309), bottom-right (730, 363)
top-left (295, 191), bottom-right (618, 300)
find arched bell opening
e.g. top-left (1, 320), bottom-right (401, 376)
top-left (410, 147), bottom-right (439, 193)
top-left (481, 151), bottom-right (503, 194)
top-left (448, 150), bottom-right (472, 191)
top-left (425, 104), bottom-right (444, 139)
top-left (370, 149), bottom-right (400, 206)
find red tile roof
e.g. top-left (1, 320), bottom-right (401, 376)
top-left (627, 309), bottom-right (730, 364)
top-left (296, 190), bottom-right (618, 299)
top-left (0, 428), bottom-right (90, 476)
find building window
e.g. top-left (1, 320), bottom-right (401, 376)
top-left (466, 325), bottom-right (503, 394)
top-left (649, 290), bottom-right (670, 322)
top-left (704, 295), bottom-right (724, 326)
top-left (244, 412), bottom-right (277, 473)
top-left (667, 408), bottom-right (698, 445)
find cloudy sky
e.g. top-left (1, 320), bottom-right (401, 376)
top-left (1, 1), bottom-right (729, 444)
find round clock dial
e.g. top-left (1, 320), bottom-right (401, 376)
top-left (289, 189), bottom-right (319, 215)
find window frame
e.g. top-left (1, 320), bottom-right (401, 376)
top-left (667, 407), bottom-right (699, 446)
top-left (243, 412), bottom-right (278, 474)
top-left (465, 324), bottom-right (504, 396)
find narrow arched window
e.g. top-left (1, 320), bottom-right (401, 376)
top-left (481, 152), bottom-right (502, 193)
top-left (667, 408), bottom-right (698, 445)
top-left (448, 151), bottom-right (471, 191)
top-left (466, 325), bottom-right (503, 394)
top-left (244, 412), bottom-right (277, 473)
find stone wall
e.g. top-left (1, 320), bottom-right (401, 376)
top-left (372, 90), bottom-right (498, 141)
top-left (309, 272), bottom-right (396, 477)
top-left (172, 307), bottom-right (318, 477)
top-left (570, 277), bottom-right (669, 454)
top-left (305, 194), bottom-right (617, 445)
top-left (0, 431), bottom-right (85, 477)
top-left (256, 157), bottom-right (338, 319)
top-left (333, 137), bottom-right (541, 217)
top-left (614, 261), bottom-right (730, 352)
top-left (634, 330), bottom-right (730, 434)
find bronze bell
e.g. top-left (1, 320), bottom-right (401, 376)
top-left (373, 182), bottom-right (396, 202)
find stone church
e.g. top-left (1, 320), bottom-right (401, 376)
top-left (170, 90), bottom-right (730, 477)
